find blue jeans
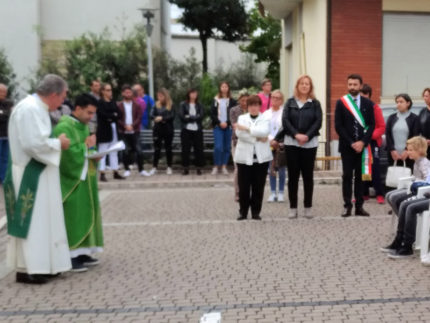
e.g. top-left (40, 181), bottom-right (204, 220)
top-left (0, 138), bottom-right (9, 183)
top-left (269, 166), bottom-right (286, 193)
top-left (213, 126), bottom-right (232, 166)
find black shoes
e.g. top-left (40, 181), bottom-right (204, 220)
top-left (77, 255), bottom-right (99, 266)
top-left (182, 169), bottom-right (189, 175)
top-left (71, 257), bottom-right (88, 273)
top-left (388, 246), bottom-right (413, 259)
top-left (341, 207), bottom-right (352, 217)
top-left (99, 173), bottom-right (108, 182)
top-left (196, 169), bottom-right (202, 175)
top-left (113, 171), bottom-right (125, 180)
top-left (16, 272), bottom-right (48, 284)
top-left (380, 240), bottom-right (401, 253)
top-left (237, 215), bottom-right (247, 221)
top-left (355, 207), bottom-right (370, 216)
top-left (252, 215), bottom-right (262, 220)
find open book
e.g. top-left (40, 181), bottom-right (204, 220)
top-left (88, 141), bottom-right (126, 159)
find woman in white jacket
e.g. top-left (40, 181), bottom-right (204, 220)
top-left (234, 95), bottom-right (273, 220)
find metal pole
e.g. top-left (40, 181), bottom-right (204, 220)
top-left (146, 34), bottom-right (154, 99)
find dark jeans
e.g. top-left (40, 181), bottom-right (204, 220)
top-left (395, 197), bottom-right (430, 247)
top-left (181, 129), bottom-right (204, 168)
top-left (153, 125), bottom-right (173, 168)
top-left (285, 146), bottom-right (317, 208)
top-left (123, 133), bottom-right (143, 172)
top-left (341, 151), bottom-right (364, 208)
top-left (237, 162), bottom-right (269, 217)
top-left (363, 141), bottom-right (384, 196)
top-left (0, 138), bottom-right (8, 183)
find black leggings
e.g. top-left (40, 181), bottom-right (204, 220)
top-left (153, 125), bottom-right (174, 168)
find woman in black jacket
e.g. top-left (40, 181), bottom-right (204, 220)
top-left (96, 83), bottom-right (124, 181)
top-left (275, 75), bottom-right (322, 219)
top-left (385, 93), bottom-right (420, 170)
top-left (178, 89), bottom-right (204, 175)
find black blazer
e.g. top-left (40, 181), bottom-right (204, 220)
top-left (275, 98), bottom-right (322, 142)
top-left (96, 100), bottom-right (120, 143)
top-left (178, 101), bottom-right (204, 131)
top-left (334, 95), bottom-right (375, 154)
top-left (385, 112), bottom-right (420, 152)
top-left (210, 97), bottom-right (237, 127)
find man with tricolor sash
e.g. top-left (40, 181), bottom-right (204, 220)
top-left (5, 75), bottom-right (72, 284)
top-left (335, 74), bottom-right (375, 217)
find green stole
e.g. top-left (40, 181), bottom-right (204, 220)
top-left (3, 157), bottom-right (46, 238)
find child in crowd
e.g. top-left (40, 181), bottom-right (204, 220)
top-left (381, 136), bottom-right (430, 259)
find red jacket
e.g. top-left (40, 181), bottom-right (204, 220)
top-left (117, 101), bottom-right (142, 133)
top-left (372, 104), bottom-right (385, 147)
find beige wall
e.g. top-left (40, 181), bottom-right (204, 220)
top-left (383, 0), bottom-right (430, 12)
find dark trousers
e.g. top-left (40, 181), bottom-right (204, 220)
top-left (395, 198), bottom-right (430, 247)
top-left (237, 162), bottom-right (269, 217)
top-left (341, 151), bottom-right (364, 208)
top-left (153, 125), bottom-right (173, 168)
top-left (285, 146), bottom-right (317, 208)
top-left (181, 129), bottom-right (204, 168)
top-left (123, 133), bottom-right (143, 172)
top-left (363, 141), bottom-right (384, 196)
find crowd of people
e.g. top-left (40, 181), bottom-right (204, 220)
top-left (2, 72), bottom-right (430, 284)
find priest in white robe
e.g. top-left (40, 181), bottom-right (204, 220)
top-left (5, 74), bottom-right (72, 284)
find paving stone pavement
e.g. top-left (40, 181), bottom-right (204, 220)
top-left (1, 172), bottom-right (430, 322)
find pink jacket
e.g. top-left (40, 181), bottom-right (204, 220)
top-left (258, 92), bottom-right (271, 113)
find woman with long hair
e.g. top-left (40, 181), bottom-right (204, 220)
top-left (275, 75), bottom-right (322, 219)
top-left (149, 88), bottom-right (175, 175)
top-left (96, 83), bottom-right (124, 181)
top-left (210, 81), bottom-right (237, 175)
top-left (178, 88), bottom-right (204, 175)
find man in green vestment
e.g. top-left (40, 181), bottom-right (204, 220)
top-left (53, 93), bottom-right (103, 272)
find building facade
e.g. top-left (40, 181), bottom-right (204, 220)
top-left (260, 0), bottom-right (430, 156)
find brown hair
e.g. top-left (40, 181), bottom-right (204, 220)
top-left (217, 81), bottom-right (231, 98)
top-left (246, 95), bottom-right (262, 107)
top-left (293, 75), bottom-right (315, 99)
top-left (100, 83), bottom-right (112, 101)
top-left (156, 88), bottom-right (172, 110)
top-left (407, 136), bottom-right (428, 157)
top-left (422, 88), bottom-right (430, 97)
top-left (261, 78), bottom-right (272, 86)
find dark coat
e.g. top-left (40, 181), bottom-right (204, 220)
top-left (96, 100), bottom-right (120, 143)
top-left (334, 95), bottom-right (375, 154)
top-left (385, 112), bottom-right (420, 152)
top-left (210, 97), bottom-right (237, 127)
top-left (178, 101), bottom-right (204, 131)
top-left (0, 99), bottom-right (13, 138)
top-left (117, 101), bottom-right (142, 134)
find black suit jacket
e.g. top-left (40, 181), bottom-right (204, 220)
top-left (335, 95), bottom-right (375, 154)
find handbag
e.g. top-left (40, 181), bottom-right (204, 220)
top-left (276, 144), bottom-right (287, 168)
top-left (385, 161), bottom-right (412, 188)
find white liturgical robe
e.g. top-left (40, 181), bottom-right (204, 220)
top-left (6, 94), bottom-right (71, 274)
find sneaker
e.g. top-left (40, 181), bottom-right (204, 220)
top-left (140, 170), bottom-right (151, 177)
top-left (388, 247), bottom-right (413, 259)
top-left (99, 173), bottom-right (108, 182)
top-left (113, 171), bottom-right (125, 180)
top-left (376, 195), bottom-right (385, 204)
top-left (421, 254), bottom-right (430, 266)
top-left (71, 257), bottom-right (88, 273)
top-left (149, 168), bottom-right (157, 176)
top-left (182, 169), bottom-right (189, 175)
top-left (77, 255), bottom-right (99, 266)
top-left (221, 167), bottom-right (229, 175)
top-left (196, 169), bottom-right (202, 176)
top-left (267, 193), bottom-right (277, 203)
top-left (277, 193), bottom-right (285, 203)
top-left (288, 209), bottom-right (298, 219)
top-left (123, 170), bottom-right (131, 177)
top-left (166, 167), bottom-right (173, 175)
top-left (304, 207), bottom-right (313, 219)
top-left (211, 167), bottom-right (218, 175)
top-left (380, 241), bottom-right (401, 253)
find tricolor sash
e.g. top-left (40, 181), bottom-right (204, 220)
top-left (341, 94), bottom-right (372, 181)
top-left (3, 157), bottom-right (46, 238)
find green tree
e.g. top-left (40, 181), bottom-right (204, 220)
top-left (169, 0), bottom-right (248, 73)
top-left (0, 48), bottom-right (18, 99)
top-left (241, 0), bottom-right (281, 88)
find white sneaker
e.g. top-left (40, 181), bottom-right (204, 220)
top-left (277, 193), bottom-right (285, 203)
top-left (288, 209), bottom-right (298, 219)
top-left (166, 167), bottom-right (173, 175)
top-left (267, 193), bottom-right (277, 202)
top-left (149, 168), bottom-right (157, 176)
top-left (304, 207), bottom-right (313, 219)
top-left (222, 167), bottom-right (229, 175)
top-left (123, 170), bottom-right (131, 177)
top-left (421, 254), bottom-right (430, 266)
top-left (211, 167), bottom-right (218, 175)
top-left (140, 170), bottom-right (150, 177)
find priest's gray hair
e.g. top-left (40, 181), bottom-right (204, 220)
top-left (36, 74), bottom-right (68, 96)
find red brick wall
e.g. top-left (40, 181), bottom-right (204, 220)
top-left (329, 0), bottom-right (382, 141)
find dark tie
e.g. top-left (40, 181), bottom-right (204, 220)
top-left (353, 98), bottom-right (359, 140)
